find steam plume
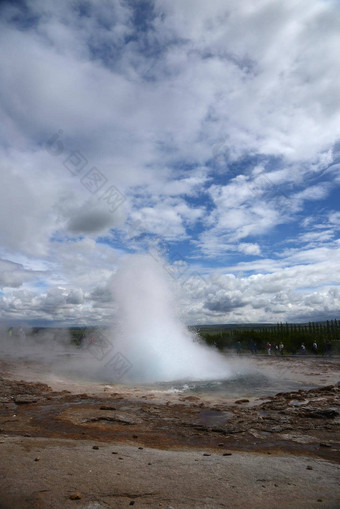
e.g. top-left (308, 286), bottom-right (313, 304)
top-left (110, 254), bottom-right (231, 382)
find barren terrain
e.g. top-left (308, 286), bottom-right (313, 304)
top-left (0, 356), bottom-right (339, 508)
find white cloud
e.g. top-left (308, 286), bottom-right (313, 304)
top-left (0, 259), bottom-right (38, 289)
top-left (0, 164), bottom-right (60, 256)
top-left (238, 243), bottom-right (261, 256)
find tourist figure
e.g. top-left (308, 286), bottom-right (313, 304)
top-left (18, 327), bottom-right (26, 341)
top-left (236, 341), bottom-right (242, 355)
top-left (267, 342), bottom-right (271, 355)
top-left (322, 341), bottom-right (327, 356)
top-left (300, 343), bottom-right (306, 355)
top-left (279, 342), bottom-right (284, 356)
top-left (249, 339), bottom-right (256, 355)
top-left (327, 340), bottom-right (332, 357)
top-left (312, 340), bottom-right (318, 354)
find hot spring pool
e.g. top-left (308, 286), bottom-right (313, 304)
top-left (138, 371), bottom-right (315, 399)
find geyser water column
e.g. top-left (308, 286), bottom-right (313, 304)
top-left (110, 254), bottom-right (232, 382)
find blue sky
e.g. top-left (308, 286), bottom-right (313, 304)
top-left (0, 0), bottom-right (340, 326)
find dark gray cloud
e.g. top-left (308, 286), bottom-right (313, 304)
top-left (66, 209), bottom-right (114, 234)
top-left (90, 285), bottom-right (112, 303)
top-left (0, 259), bottom-right (40, 288)
top-left (204, 295), bottom-right (247, 313)
top-left (66, 289), bottom-right (84, 305)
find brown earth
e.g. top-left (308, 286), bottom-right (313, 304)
top-left (0, 357), bottom-right (339, 508)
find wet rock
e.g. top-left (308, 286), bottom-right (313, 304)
top-left (14, 395), bottom-right (39, 404)
top-left (306, 465), bottom-right (313, 470)
top-left (100, 405), bottom-right (116, 410)
top-left (92, 445), bottom-right (99, 450)
top-left (316, 385), bottom-right (335, 392)
top-left (279, 391), bottom-right (306, 401)
top-left (235, 399), bottom-right (249, 404)
top-left (69, 493), bottom-right (82, 500)
top-left (269, 425), bottom-right (288, 433)
top-left (288, 400), bottom-right (309, 407)
top-left (203, 453), bottom-right (211, 456)
top-left (223, 453), bottom-right (232, 456)
top-left (34, 457), bottom-right (40, 461)
top-left (0, 397), bottom-right (12, 403)
top-left (263, 402), bottom-right (288, 411)
top-left (87, 413), bottom-right (141, 425)
top-left (182, 396), bottom-right (200, 402)
top-left (301, 408), bottom-right (339, 419)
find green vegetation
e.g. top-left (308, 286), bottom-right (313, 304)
top-left (196, 319), bottom-right (340, 354)
top-left (69, 327), bottom-right (88, 346)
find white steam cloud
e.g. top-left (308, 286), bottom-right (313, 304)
top-left (109, 255), bottom-right (232, 382)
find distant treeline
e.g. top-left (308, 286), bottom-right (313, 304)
top-left (197, 320), bottom-right (340, 354)
top-left (23, 321), bottom-right (340, 354)
top-left (27, 327), bottom-right (89, 346)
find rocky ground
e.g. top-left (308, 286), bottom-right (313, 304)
top-left (0, 357), bottom-right (339, 508)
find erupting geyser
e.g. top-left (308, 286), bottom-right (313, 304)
top-left (110, 254), bottom-right (232, 382)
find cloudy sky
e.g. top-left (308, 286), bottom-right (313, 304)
top-left (1, 0), bottom-right (340, 326)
